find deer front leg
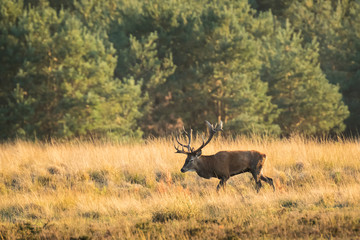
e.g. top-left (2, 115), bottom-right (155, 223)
top-left (216, 176), bottom-right (229, 191)
top-left (216, 181), bottom-right (222, 191)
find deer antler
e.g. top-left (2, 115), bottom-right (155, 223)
top-left (193, 120), bottom-right (223, 154)
top-left (174, 127), bottom-right (193, 154)
top-left (174, 121), bottom-right (222, 154)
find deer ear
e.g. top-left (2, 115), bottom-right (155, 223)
top-left (196, 150), bottom-right (202, 157)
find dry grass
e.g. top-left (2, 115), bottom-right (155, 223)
top-left (0, 136), bottom-right (360, 239)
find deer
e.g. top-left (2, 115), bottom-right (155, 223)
top-left (174, 121), bottom-right (275, 192)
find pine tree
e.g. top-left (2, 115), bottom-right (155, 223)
top-left (261, 21), bottom-right (349, 135)
top-left (251, 0), bottom-right (296, 16)
top-left (116, 32), bottom-right (176, 134)
top-left (341, 2), bottom-right (360, 134)
top-left (111, 0), bottom-right (281, 135)
top-left (0, 3), bottom-right (143, 140)
top-left (0, 0), bottom-right (24, 106)
top-left (103, 0), bottom-right (180, 135)
top-left (197, 3), bottom-right (280, 135)
top-left (284, 0), bottom-right (360, 134)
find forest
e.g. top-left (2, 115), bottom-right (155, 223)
top-left (1, 0), bottom-right (359, 140)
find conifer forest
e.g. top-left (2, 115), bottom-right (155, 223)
top-left (1, 0), bottom-right (359, 140)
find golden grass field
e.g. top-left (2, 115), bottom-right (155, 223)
top-left (0, 136), bottom-right (359, 239)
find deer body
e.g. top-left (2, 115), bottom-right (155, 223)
top-left (175, 121), bottom-right (275, 192)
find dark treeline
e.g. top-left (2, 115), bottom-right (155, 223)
top-left (0, 0), bottom-right (359, 140)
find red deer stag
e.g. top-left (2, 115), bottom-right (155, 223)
top-left (174, 121), bottom-right (275, 192)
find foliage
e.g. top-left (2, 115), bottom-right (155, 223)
top-left (261, 21), bottom-right (349, 135)
top-left (0, 1), bottom-right (142, 140)
top-left (281, 0), bottom-right (360, 134)
top-left (0, 0), bottom-right (359, 139)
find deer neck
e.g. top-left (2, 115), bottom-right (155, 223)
top-left (194, 155), bottom-right (215, 179)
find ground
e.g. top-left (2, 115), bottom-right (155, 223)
top-left (0, 136), bottom-right (359, 239)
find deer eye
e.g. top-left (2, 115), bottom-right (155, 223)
top-left (187, 156), bottom-right (194, 162)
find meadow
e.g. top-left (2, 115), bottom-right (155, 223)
top-left (0, 136), bottom-right (359, 239)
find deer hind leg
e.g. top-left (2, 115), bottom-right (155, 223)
top-left (255, 179), bottom-right (262, 193)
top-left (251, 171), bottom-right (262, 193)
top-left (260, 175), bottom-right (275, 191)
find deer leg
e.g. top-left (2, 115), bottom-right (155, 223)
top-left (251, 171), bottom-right (262, 193)
top-left (216, 180), bottom-right (224, 191)
top-left (216, 176), bottom-right (229, 191)
top-left (255, 180), bottom-right (262, 193)
top-left (260, 175), bottom-right (275, 191)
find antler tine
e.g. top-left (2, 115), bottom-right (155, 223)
top-left (174, 126), bottom-right (193, 153)
top-left (205, 120), bottom-right (213, 131)
top-left (205, 120), bottom-right (223, 133)
top-left (174, 143), bottom-right (188, 154)
top-left (186, 128), bottom-right (193, 150)
top-left (193, 120), bottom-right (223, 153)
top-left (200, 134), bottom-right (206, 147)
top-left (175, 136), bottom-right (190, 152)
top-left (182, 126), bottom-right (190, 134)
top-left (215, 121), bottom-right (223, 132)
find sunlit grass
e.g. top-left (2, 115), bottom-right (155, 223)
top-left (0, 136), bottom-right (359, 239)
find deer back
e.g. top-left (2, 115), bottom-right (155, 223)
top-left (199, 150), bottom-right (265, 178)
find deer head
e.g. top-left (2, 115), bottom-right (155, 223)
top-left (174, 120), bottom-right (223, 173)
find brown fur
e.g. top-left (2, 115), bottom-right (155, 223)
top-left (181, 150), bottom-right (275, 192)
